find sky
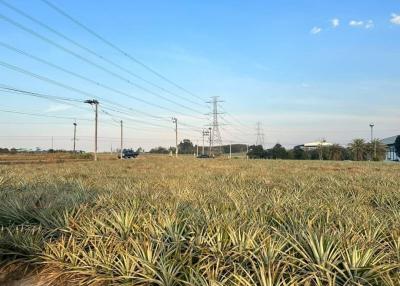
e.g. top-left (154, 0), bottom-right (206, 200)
top-left (0, 0), bottom-right (399, 151)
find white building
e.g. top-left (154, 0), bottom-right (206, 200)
top-left (381, 136), bottom-right (399, 161)
top-left (301, 140), bottom-right (333, 150)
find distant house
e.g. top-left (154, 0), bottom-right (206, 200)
top-left (297, 140), bottom-right (333, 151)
top-left (381, 136), bottom-right (399, 161)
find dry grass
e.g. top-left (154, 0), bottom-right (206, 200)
top-left (0, 152), bottom-right (96, 164)
top-left (0, 156), bottom-right (399, 285)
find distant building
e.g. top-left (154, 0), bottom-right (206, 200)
top-left (296, 140), bottom-right (333, 150)
top-left (381, 136), bottom-right (399, 161)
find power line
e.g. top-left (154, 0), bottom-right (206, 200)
top-left (0, 108), bottom-right (92, 121)
top-left (40, 0), bottom-right (205, 103)
top-left (0, 0), bottom-right (204, 108)
top-left (0, 61), bottom-right (192, 126)
top-left (0, 84), bottom-right (203, 133)
top-left (0, 13), bottom-right (205, 117)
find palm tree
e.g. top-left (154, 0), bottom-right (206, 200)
top-left (349, 139), bottom-right (366, 161)
top-left (329, 144), bottom-right (343, 161)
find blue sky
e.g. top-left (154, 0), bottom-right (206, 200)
top-left (0, 0), bottom-right (399, 151)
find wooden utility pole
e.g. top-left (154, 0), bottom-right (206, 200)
top-left (172, 117), bottom-right (178, 157)
top-left (73, 122), bottom-right (77, 152)
top-left (84, 99), bottom-right (99, 161)
top-left (120, 120), bottom-right (123, 160)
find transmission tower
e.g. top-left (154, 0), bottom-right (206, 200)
top-left (207, 96), bottom-right (223, 154)
top-left (255, 121), bottom-right (265, 146)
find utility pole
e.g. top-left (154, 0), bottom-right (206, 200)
top-left (51, 136), bottom-right (54, 150)
top-left (229, 142), bottom-right (232, 159)
top-left (120, 120), bottom-right (123, 160)
top-left (196, 140), bottom-right (199, 157)
top-left (202, 128), bottom-right (209, 155)
top-left (85, 99), bottom-right (99, 161)
top-left (73, 122), bottom-right (77, 152)
top-left (246, 144), bottom-right (249, 160)
top-left (172, 117), bottom-right (178, 157)
top-left (208, 127), bottom-right (212, 156)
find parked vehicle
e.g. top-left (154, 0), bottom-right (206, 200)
top-left (197, 154), bottom-right (211, 159)
top-left (118, 149), bottom-right (139, 159)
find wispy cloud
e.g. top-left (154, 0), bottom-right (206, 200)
top-left (349, 20), bottom-right (374, 29)
top-left (310, 27), bottom-right (322, 35)
top-left (349, 20), bottom-right (364, 27)
top-left (390, 13), bottom-right (400, 25)
top-left (45, 104), bottom-right (72, 113)
top-left (365, 20), bottom-right (374, 29)
top-left (331, 18), bottom-right (340, 28)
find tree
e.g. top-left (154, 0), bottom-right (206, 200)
top-left (149, 146), bottom-right (169, 154)
top-left (349, 139), bottom-right (367, 161)
top-left (366, 139), bottom-right (387, 161)
top-left (247, 145), bottom-right (264, 159)
top-left (329, 144), bottom-right (343, 161)
top-left (270, 144), bottom-right (288, 159)
top-left (178, 139), bottom-right (194, 154)
top-left (292, 146), bottom-right (307, 160)
top-left (395, 136), bottom-right (400, 158)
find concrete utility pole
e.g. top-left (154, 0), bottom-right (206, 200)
top-left (196, 141), bottom-right (199, 157)
top-left (51, 136), bottom-right (54, 150)
top-left (246, 144), bottom-right (249, 160)
top-left (208, 127), bottom-right (212, 156)
top-left (229, 142), bottom-right (232, 159)
top-left (73, 122), bottom-right (77, 152)
top-left (120, 120), bottom-right (123, 160)
top-left (85, 99), bottom-right (99, 161)
top-left (172, 117), bottom-right (178, 157)
top-left (202, 128), bottom-right (209, 155)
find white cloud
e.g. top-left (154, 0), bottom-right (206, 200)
top-left (45, 104), bottom-right (72, 113)
top-left (349, 20), bottom-right (364, 27)
top-left (310, 27), bottom-right (322, 35)
top-left (349, 20), bottom-right (374, 29)
top-left (390, 13), bottom-right (400, 25)
top-left (365, 20), bottom-right (374, 29)
top-left (301, 83), bottom-right (310, 88)
top-left (331, 18), bottom-right (340, 28)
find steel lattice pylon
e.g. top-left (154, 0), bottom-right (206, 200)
top-left (207, 96), bottom-right (223, 154)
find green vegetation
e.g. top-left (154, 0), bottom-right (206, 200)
top-left (248, 139), bottom-right (387, 161)
top-left (0, 157), bottom-right (399, 285)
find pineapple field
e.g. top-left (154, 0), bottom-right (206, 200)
top-left (0, 156), bottom-right (399, 285)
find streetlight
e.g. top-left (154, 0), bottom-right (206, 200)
top-left (369, 123), bottom-right (376, 159)
top-left (369, 123), bottom-right (374, 142)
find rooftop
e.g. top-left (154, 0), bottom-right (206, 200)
top-left (381, 135), bottom-right (399, 146)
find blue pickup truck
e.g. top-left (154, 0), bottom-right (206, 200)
top-left (118, 149), bottom-right (139, 159)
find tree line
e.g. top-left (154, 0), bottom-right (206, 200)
top-left (248, 138), bottom-right (400, 161)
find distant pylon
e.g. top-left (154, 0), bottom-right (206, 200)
top-left (207, 96), bottom-right (223, 154)
top-left (255, 121), bottom-right (264, 146)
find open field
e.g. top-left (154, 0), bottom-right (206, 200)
top-left (0, 157), bottom-right (399, 285)
top-left (0, 152), bottom-right (96, 165)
